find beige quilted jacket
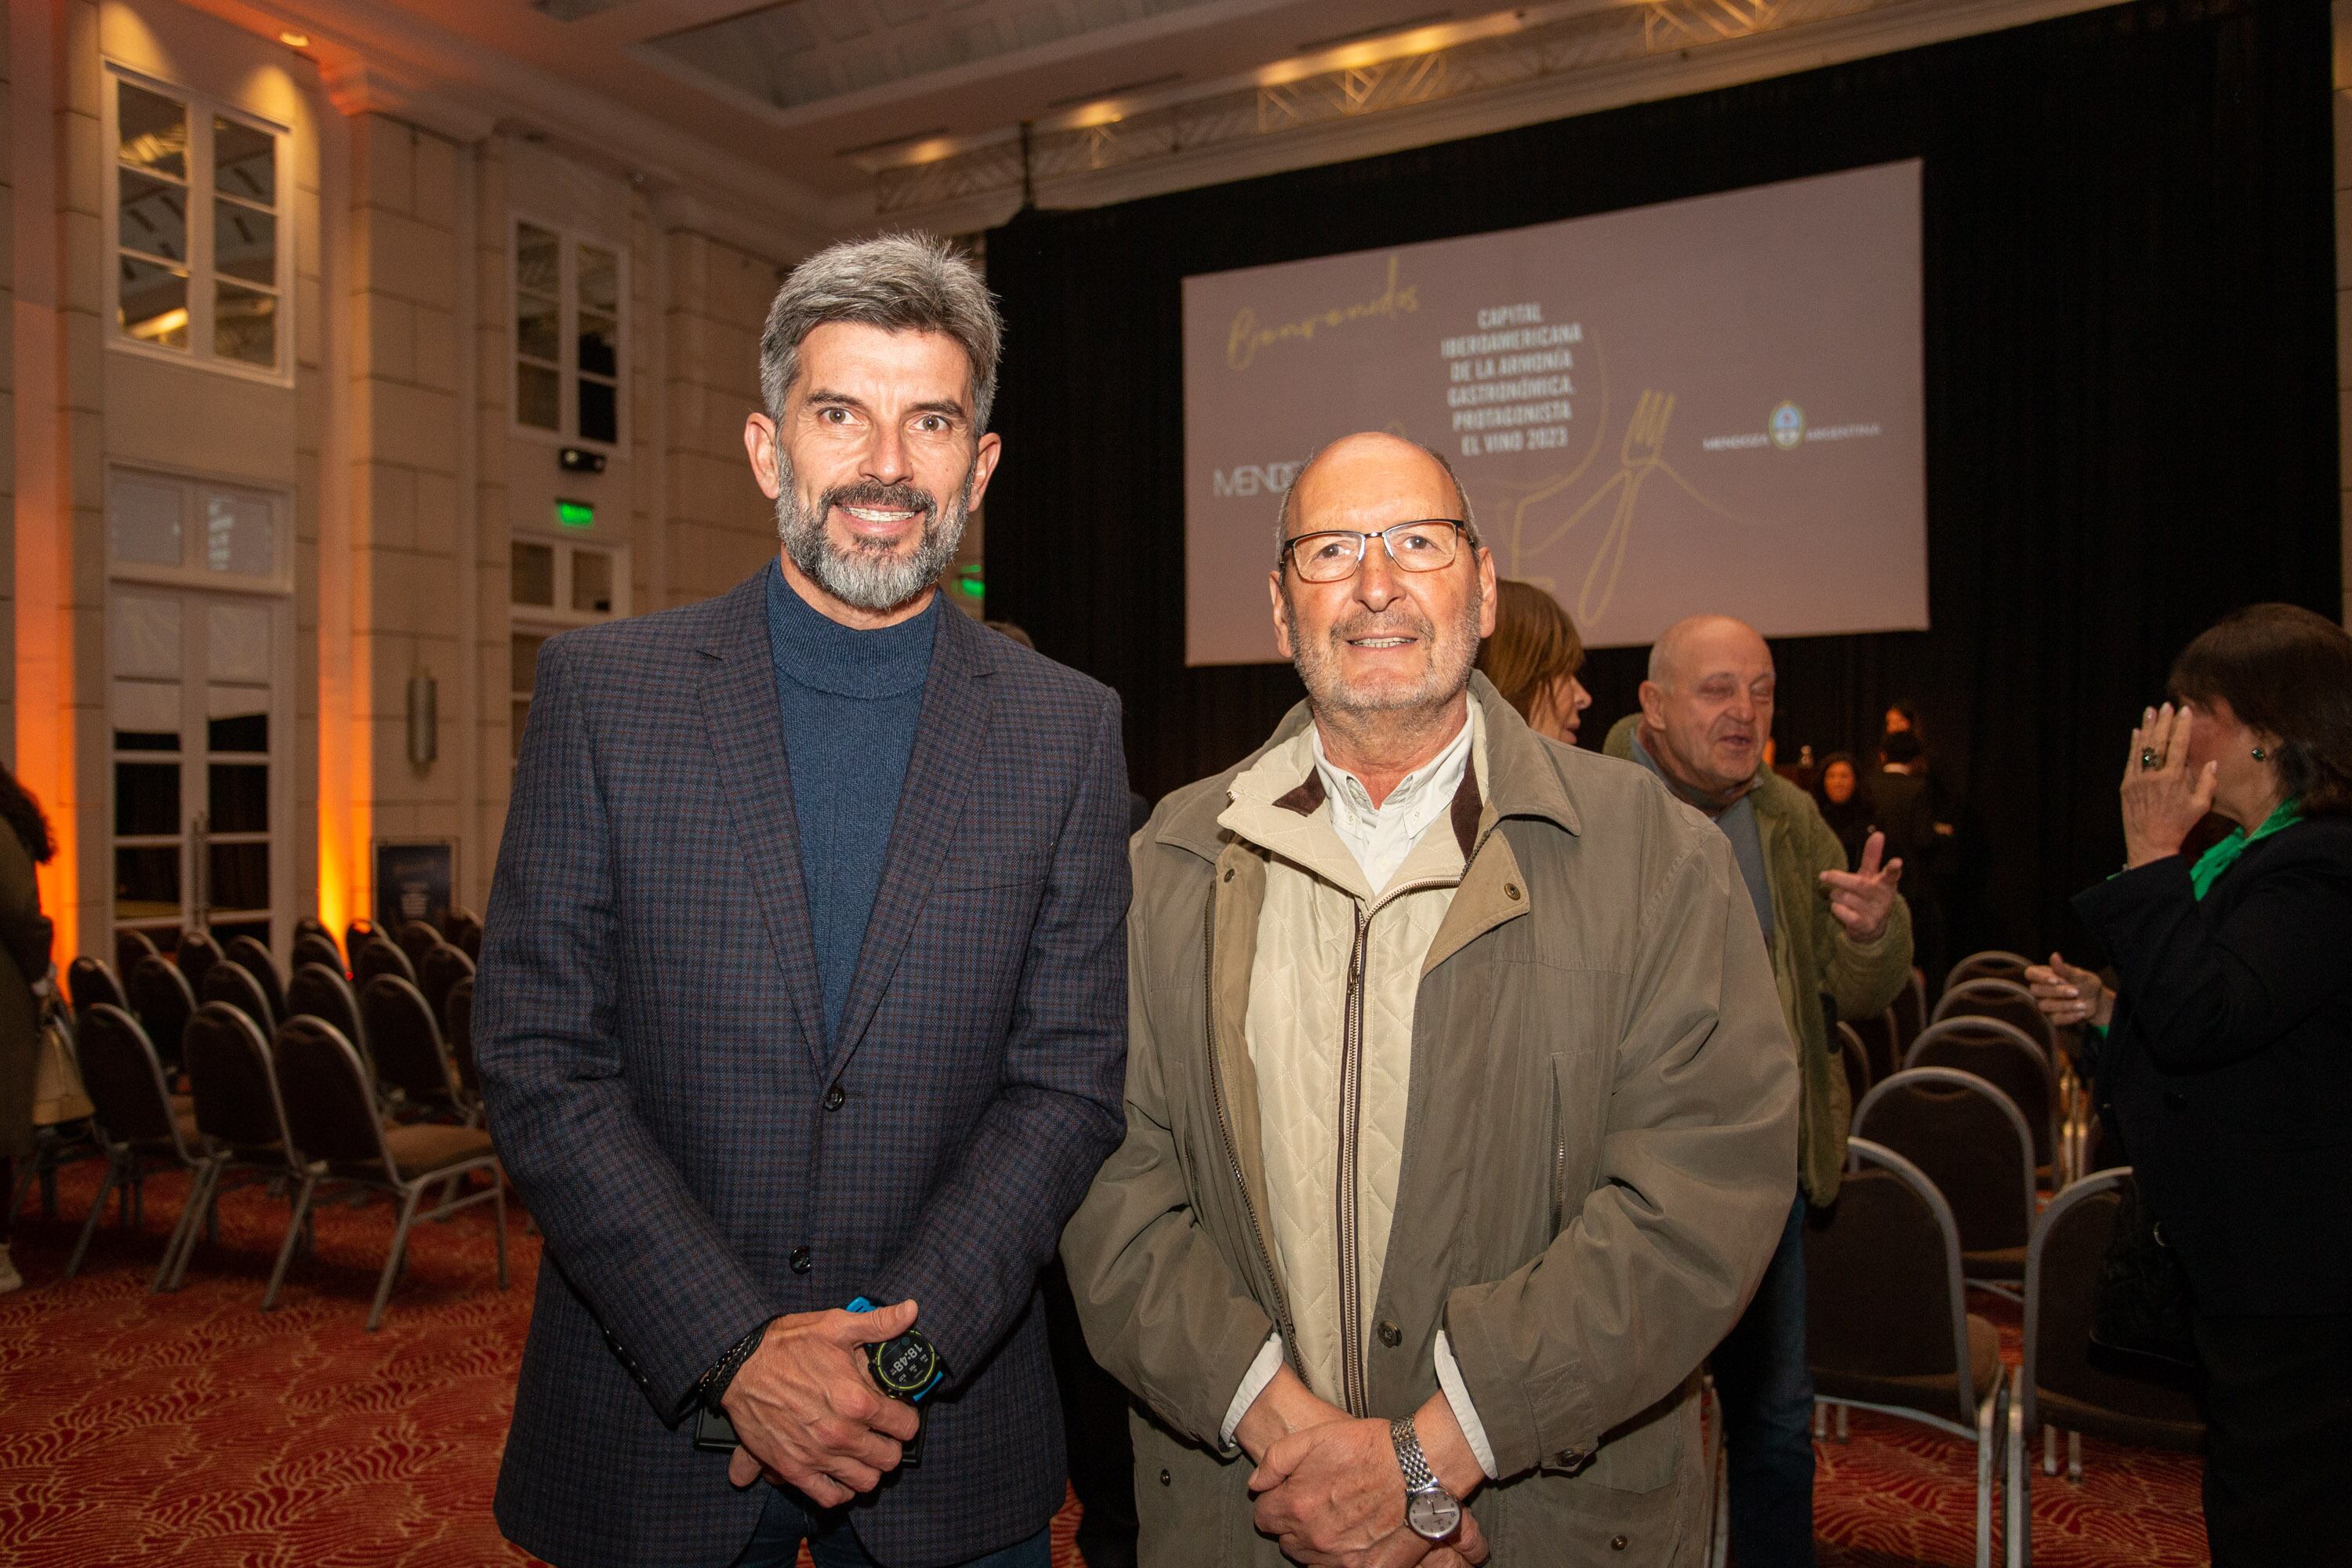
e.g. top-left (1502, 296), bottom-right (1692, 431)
top-left (1062, 678), bottom-right (1799, 1566)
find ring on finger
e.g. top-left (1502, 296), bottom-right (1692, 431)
top-left (2140, 748), bottom-right (2160, 769)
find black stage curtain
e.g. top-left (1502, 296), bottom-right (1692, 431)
top-left (982, 0), bottom-right (2337, 960)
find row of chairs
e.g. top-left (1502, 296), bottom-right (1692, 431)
top-left (1803, 1145), bottom-right (2201, 1568)
top-left (64, 1001), bottom-right (506, 1329)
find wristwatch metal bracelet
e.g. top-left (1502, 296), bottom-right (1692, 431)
top-left (1389, 1415), bottom-right (1464, 1543)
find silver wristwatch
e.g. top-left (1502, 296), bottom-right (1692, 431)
top-left (1388, 1415), bottom-right (1464, 1543)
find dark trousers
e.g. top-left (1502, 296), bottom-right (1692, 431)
top-left (1712, 1192), bottom-right (1817, 1567)
top-left (2193, 1310), bottom-right (2352, 1567)
top-left (731, 1487), bottom-right (1051, 1568)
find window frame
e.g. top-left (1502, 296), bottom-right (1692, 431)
top-left (509, 533), bottom-right (630, 756)
top-left (102, 63), bottom-right (293, 387)
top-left (509, 213), bottom-right (629, 451)
top-left (103, 463), bottom-right (296, 597)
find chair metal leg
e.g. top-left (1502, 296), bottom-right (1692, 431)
top-left (67, 1158), bottom-right (123, 1277)
top-left (2005, 1385), bottom-right (2030, 1568)
top-left (492, 1175), bottom-right (510, 1290)
top-left (1835, 1403), bottom-right (1850, 1443)
top-left (154, 1159), bottom-right (215, 1294)
top-left (368, 1185), bottom-right (425, 1331)
top-left (1973, 1376), bottom-right (2005, 1568)
top-left (263, 1172), bottom-right (318, 1312)
top-left (167, 1160), bottom-right (227, 1292)
top-left (2043, 1425), bottom-right (2058, 1476)
top-left (2065, 1430), bottom-right (2082, 1485)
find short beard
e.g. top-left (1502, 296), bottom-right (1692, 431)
top-left (772, 444), bottom-right (973, 612)
top-left (1284, 576), bottom-right (1484, 720)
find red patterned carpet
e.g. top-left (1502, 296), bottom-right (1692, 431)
top-left (1, 1163), bottom-right (2204, 1566)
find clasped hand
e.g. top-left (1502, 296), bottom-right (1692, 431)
top-left (1240, 1369), bottom-right (1488, 1568)
top-left (722, 1299), bottom-right (920, 1505)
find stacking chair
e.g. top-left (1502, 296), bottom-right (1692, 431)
top-left (223, 935), bottom-right (289, 1025)
top-left (342, 918), bottom-right (376, 969)
top-left (1933, 979), bottom-right (2059, 1061)
top-left (199, 958), bottom-right (277, 1036)
top-left (270, 1016), bottom-right (507, 1330)
top-left (1888, 971), bottom-right (1928, 1058)
top-left (115, 927), bottom-right (161, 980)
top-left (354, 935), bottom-right (416, 987)
top-left (292, 914), bottom-right (334, 947)
top-left (444, 908), bottom-right (483, 961)
top-left (10, 998), bottom-right (107, 1224)
top-left (1846, 1008), bottom-right (1902, 1084)
top-left (293, 931), bottom-right (347, 978)
top-left (394, 919), bottom-right (444, 970)
top-left (1806, 1138), bottom-right (2010, 1567)
top-left (167, 1004), bottom-right (309, 1294)
top-left (1907, 1017), bottom-right (2063, 1185)
top-left (2005, 1169), bottom-right (2203, 1567)
top-left (1835, 1021), bottom-right (1872, 1111)
top-left (361, 975), bottom-right (474, 1123)
top-left (66, 1004), bottom-right (208, 1280)
top-left (416, 942), bottom-right (474, 1024)
top-left (1946, 949), bottom-right (2034, 993)
top-left (442, 975), bottom-right (477, 1102)
top-left (174, 928), bottom-right (223, 993)
top-left (1853, 1068), bottom-right (2038, 1297)
top-left (286, 963), bottom-right (365, 1052)
top-left (125, 953), bottom-right (199, 1079)
top-left (67, 956), bottom-right (127, 1018)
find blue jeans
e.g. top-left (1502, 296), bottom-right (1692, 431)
top-left (1711, 1192), bottom-right (1817, 1566)
top-left (731, 1486), bottom-right (1052, 1568)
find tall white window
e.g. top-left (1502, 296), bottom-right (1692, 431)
top-left (514, 220), bottom-right (624, 446)
top-left (109, 69), bottom-right (288, 376)
top-left (509, 535), bottom-right (628, 755)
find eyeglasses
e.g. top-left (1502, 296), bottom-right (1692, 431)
top-left (1278, 519), bottom-right (1473, 583)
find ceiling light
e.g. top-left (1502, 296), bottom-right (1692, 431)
top-left (1044, 74), bottom-right (1181, 111)
top-left (278, 31), bottom-right (310, 48)
top-left (1296, 11), bottom-right (1451, 53)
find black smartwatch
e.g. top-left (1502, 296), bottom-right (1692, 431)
top-left (848, 1297), bottom-right (943, 1466)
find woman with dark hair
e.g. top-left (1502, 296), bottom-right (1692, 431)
top-left (2027, 603), bottom-right (2352, 1563)
top-left (0, 764), bottom-right (56, 1296)
top-left (1475, 579), bottom-right (1592, 744)
top-left (1809, 751), bottom-right (1873, 869)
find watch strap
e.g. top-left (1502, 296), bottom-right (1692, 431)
top-left (1389, 1415), bottom-right (1437, 1492)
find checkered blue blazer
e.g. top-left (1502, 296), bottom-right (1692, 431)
top-left (477, 568), bottom-right (1131, 1568)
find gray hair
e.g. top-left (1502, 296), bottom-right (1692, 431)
top-left (1273, 437), bottom-right (1480, 561)
top-left (759, 233), bottom-right (1003, 430)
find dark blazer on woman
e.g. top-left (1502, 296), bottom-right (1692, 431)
top-left (477, 570), bottom-right (1131, 1568)
top-left (2074, 815), bottom-right (2352, 1316)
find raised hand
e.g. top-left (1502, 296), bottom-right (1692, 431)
top-left (1819, 830), bottom-right (1904, 942)
top-left (721, 1300), bottom-right (922, 1504)
top-left (2025, 951), bottom-right (2112, 1030)
top-left (2121, 702), bottom-right (2216, 868)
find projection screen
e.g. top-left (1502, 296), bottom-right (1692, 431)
top-left (1181, 159), bottom-right (1927, 665)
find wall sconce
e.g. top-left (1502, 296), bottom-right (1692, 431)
top-left (407, 672), bottom-right (438, 768)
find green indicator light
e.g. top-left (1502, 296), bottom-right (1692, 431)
top-left (556, 499), bottom-right (594, 529)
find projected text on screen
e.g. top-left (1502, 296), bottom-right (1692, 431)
top-left (1181, 160), bottom-right (1927, 666)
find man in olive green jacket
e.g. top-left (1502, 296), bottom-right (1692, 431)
top-left (1602, 613), bottom-right (1913, 1568)
top-left (1062, 434), bottom-right (1799, 1568)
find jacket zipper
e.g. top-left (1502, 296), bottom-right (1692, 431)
top-left (1336, 906), bottom-right (1372, 1417)
top-left (1552, 1076), bottom-right (1568, 1238)
top-left (1203, 890), bottom-right (1303, 1377)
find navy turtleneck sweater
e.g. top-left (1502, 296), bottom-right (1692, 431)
top-left (765, 559), bottom-right (939, 1047)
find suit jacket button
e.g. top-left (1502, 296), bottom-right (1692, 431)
top-left (2163, 1089), bottom-right (2187, 1111)
top-left (824, 1083), bottom-right (847, 1112)
top-left (1377, 1320), bottom-right (1402, 1348)
top-left (789, 1247), bottom-right (812, 1273)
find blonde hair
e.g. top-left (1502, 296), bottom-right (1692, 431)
top-left (1478, 579), bottom-right (1584, 724)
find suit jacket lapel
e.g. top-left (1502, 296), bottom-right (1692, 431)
top-left (825, 604), bottom-right (996, 1076)
top-left (696, 570), bottom-right (830, 1071)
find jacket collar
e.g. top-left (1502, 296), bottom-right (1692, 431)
top-left (1160, 673), bottom-right (1577, 866)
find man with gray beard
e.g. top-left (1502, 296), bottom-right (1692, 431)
top-left (1062, 432), bottom-right (1797, 1567)
top-left (477, 234), bottom-right (1130, 1568)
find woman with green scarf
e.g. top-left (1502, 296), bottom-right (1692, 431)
top-left (2027, 603), bottom-right (2352, 1567)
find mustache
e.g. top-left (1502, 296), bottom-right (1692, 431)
top-left (822, 480), bottom-right (938, 520)
top-left (1328, 608), bottom-right (1436, 644)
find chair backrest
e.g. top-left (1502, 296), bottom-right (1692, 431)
top-left (199, 957), bottom-right (276, 1034)
top-left (444, 908), bottom-right (482, 961)
top-left (443, 975), bottom-right (477, 1098)
top-left (223, 935), bottom-right (287, 1025)
top-left (174, 928), bottom-right (223, 992)
top-left (74, 1003), bottom-right (189, 1156)
top-left (273, 1016), bottom-right (395, 1180)
top-left (1835, 1020), bottom-right (1872, 1109)
top-left (394, 919), bottom-right (444, 967)
top-left (115, 927), bottom-right (161, 979)
top-left (354, 936), bottom-right (416, 986)
top-left (2023, 1167), bottom-right (2205, 1442)
top-left (125, 953), bottom-right (198, 1073)
top-left (292, 932), bottom-right (347, 977)
top-left (361, 974), bottom-right (461, 1108)
top-left (1945, 949), bottom-right (2033, 992)
top-left (67, 956), bottom-right (127, 1017)
top-left (183, 1002), bottom-right (297, 1160)
top-left (1931, 977), bottom-right (2058, 1061)
top-left (286, 961), bottom-right (365, 1044)
top-left (292, 915), bottom-right (333, 947)
top-left (1888, 971), bottom-right (1926, 1051)
top-left (417, 942), bottom-right (475, 1022)
top-left (1805, 1138), bottom-right (1976, 1428)
top-left (342, 918), bottom-right (375, 968)
top-left (1853, 1068), bottom-right (2036, 1257)
top-left (1905, 1016), bottom-right (2057, 1169)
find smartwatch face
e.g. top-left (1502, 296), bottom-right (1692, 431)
top-left (1407, 1488), bottom-right (1463, 1541)
top-left (869, 1331), bottom-right (938, 1399)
